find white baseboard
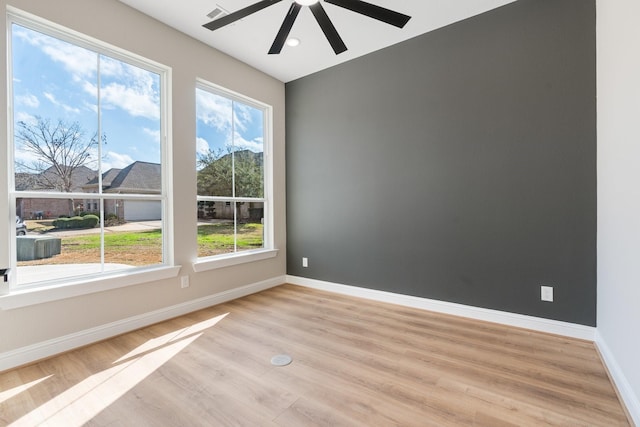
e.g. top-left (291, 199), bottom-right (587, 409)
top-left (595, 332), bottom-right (640, 426)
top-left (0, 275), bottom-right (285, 372)
top-left (286, 275), bottom-right (596, 341)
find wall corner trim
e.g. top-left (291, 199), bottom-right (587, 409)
top-left (595, 331), bottom-right (640, 426)
top-left (286, 275), bottom-right (596, 341)
top-left (0, 275), bottom-right (285, 373)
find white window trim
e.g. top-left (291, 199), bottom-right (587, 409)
top-left (195, 79), bottom-right (275, 259)
top-left (192, 248), bottom-right (278, 272)
top-left (4, 8), bottom-right (175, 299)
top-left (0, 266), bottom-right (181, 310)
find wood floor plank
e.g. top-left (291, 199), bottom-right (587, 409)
top-left (0, 284), bottom-right (631, 426)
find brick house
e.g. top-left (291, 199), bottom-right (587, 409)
top-left (82, 161), bottom-right (161, 221)
top-left (15, 166), bottom-right (97, 219)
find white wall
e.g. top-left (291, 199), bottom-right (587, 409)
top-left (0, 0), bottom-right (285, 356)
top-left (597, 0), bottom-right (640, 422)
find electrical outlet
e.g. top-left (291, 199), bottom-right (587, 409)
top-left (180, 276), bottom-right (190, 289)
top-left (302, 257), bottom-right (308, 268)
top-left (540, 285), bottom-right (553, 302)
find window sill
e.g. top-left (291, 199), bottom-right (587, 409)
top-left (192, 249), bottom-right (279, 273)
top-left (0, 266), bottom-right (181, 310)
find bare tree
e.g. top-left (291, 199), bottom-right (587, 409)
top-left (15, 116), bottom-right (99, 193)
top-left (16, 116), bottom-right (100, 216)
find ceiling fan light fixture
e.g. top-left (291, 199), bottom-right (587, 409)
top-left (295, 0), bottom-right (319, 6)
top-left (286, 37), bottom-right (301, 47)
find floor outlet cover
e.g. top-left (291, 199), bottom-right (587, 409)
top-left (271, 354), bottom-right (292, 366)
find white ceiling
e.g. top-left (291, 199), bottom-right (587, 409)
top-left (119, 0), bottom-right (517, 82)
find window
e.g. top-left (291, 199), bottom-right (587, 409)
top-left (8, 12), bottom-right (172, 290)
top-left (195, 81), bottom-right (272, 265)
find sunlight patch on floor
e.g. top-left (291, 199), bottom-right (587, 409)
top-left (11, 313), bottom-right (229, 426)
top-left (114, 312), bottom-right (229, 363)
top-left (0, 375), bottom-right (52, 405)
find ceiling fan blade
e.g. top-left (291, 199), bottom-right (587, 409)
top-left (269, 3), bottom-right (302, 54)
top-left (324, 0), bottom-right (411, 28)
top-left (203, 0), bottom-right (283, 31)
top-left (309, 2), bottom-right (347, 55)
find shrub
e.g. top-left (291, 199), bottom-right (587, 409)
top-left (53, 214), bottom-right (99, 230)
top-left (82, 214), bottom-right (100, 228)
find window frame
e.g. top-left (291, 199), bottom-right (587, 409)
top-left (193, 79), bottom-right (276, 272)
top-left (1, 8), bottom-right (178, 307)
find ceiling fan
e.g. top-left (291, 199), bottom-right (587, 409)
top-left (203, 0), bottom-right (411, 55)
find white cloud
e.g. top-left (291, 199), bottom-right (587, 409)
top-left (143, 128), bottom-right (161, 143)
top-left (16, 94), bottom-right (39, 108)
top-left (43, 92), bottom-right (81, 114)
top-left (231, 133), bottom-right (263, 153)
top-left (16, 26), bottom-right (160, 121)
top-left (14, 27), bottom-right (97, 81)
top-left (103, 151), bottom-right (134, 170)
top-left (196, 137), bottom-right (210, 156)
top-left (13, 148), bottom-right (41, 171)
top-left (15, 111), bottom-right (37, 125)
top-left (196, 90), bottom-right (263, 150)
top-left (83, 100), bottom-right (98, 114)
top-left (100, 82), bottom-right (159, 121)
top-left (196, 89), bottom-right (232, 132)
top-left (98, 57), bottom-right (160, 121)
top-left (233, 104), bottom-right (253, 133)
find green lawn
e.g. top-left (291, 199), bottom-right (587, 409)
top-left (18, 223), bottom-right (264, 266)
top-left (197, 223), bottom-right (264, 257)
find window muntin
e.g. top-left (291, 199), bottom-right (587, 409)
top-left (9, 16), bottom-right (169, 288)
top-left (195, 84), bottom-right (269, 259)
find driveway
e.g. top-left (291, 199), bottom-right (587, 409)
top-left (44, 220), bottom-right (162, 237)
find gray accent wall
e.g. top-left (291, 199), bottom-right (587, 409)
top-left (286, 0), bottom-right (596, 326)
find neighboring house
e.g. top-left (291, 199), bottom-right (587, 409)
top-left (83, 161), bottom-right (161, 221)
top-left (81, 167), bottom-right (122, 214)
top-left (15, 166), bottom-right (97, 219)
top-left (17, 160), bottom-right (252, 222)
top-left (197, 200), bottom-right (256, 221)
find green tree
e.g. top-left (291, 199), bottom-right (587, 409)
top-left (197, 147), bottom-right (263, 198)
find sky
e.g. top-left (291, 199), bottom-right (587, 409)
top-left (196, 89), bottom-right (264, 163)
top-left (11, 23), bottom-right (264, 176)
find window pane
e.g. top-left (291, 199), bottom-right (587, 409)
top-left (103, 217), bottom-right (163, 268)
top-left (236, 201), bottom-right (264, 252)
top-left (241, 201), bottom-right (265, 251)
top-left (233, 102), bottom-right (264, 198)
top-left (15, 198), bottom-right (101, 287)
top-left (196, 85), bottom-right (267, 260)
top-left (99, 56), bottom-right (161, 194)
top-left (13, 24), bottom-right (100, 194)
top-left (196, 89), bottom-right (233, 197)
top-left (197, 200), bottom-right (236, 257)
top-left (196, 201), bottom-right (264, 258)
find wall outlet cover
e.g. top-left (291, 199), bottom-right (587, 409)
top-left (541, 285), bottom-right (553, 302)
top-left (181, 276), bottom-right (190, 288)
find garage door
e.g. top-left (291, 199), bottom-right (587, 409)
top-left (124, 200), bottom-right (162, 221)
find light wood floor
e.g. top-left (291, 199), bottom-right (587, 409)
top-left (0, 284), bottom-right (630, 426)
